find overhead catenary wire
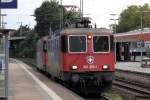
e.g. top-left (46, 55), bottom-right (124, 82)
top-left (83, 0), bottom-right (144, 18)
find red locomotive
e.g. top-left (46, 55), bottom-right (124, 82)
top-left (36, 20), bottom-right (115, 94)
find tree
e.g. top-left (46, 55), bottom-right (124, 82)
top-left (117, 4), bottom-right (150, 33)
top-left (10, 25), bottom-right (39, 58)
top-left (18, 32), bottom-right (39, 58)
top-left (34, 0), bottom-right (80, 37)
top-left (11, 25), bottom-right (31, 37)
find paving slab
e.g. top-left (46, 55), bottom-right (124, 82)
top-left (0, 73), bottom-right (5, 97)
top-left (9, 61), bottom-right (54, 100)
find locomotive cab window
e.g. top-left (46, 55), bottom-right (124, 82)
top-left (93, 36), bottom-right (109, 52)
top-left (68, 35), bottom-right (86, 53)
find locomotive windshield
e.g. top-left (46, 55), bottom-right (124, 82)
top-left (93, 36), bottom-right (109, 52)
top-left (69, 36), bottom-right (86, 53)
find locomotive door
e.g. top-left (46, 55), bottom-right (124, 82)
top-left (42, 41), bottom-right (48, 72)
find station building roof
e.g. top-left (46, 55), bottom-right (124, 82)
top-left (114, 28), bottom-right (150, 42)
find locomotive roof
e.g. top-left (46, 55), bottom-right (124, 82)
top-left (60, 28), bottom-right (112, 35)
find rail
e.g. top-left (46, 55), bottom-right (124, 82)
top-left (114, 69), bottom-right (150, 100)
top-left (101, 95), bottom-right (113, 100)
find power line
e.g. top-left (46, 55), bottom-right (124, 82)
top-left (84, 0), bottom-right (144, 18)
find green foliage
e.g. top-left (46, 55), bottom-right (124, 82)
top-left (18, 32), bottom-right (39, 58)
top-left (11, 25), bottom-right (31, 37)
top-left (34, 1), bottom-right (62, 37)
top-left (34, 0), bottom-right (80, 37)
top-left (11, 25), bottom-right (39, 58)
top-left (117, 3), bottom-right (150, 33)
top-left (13, 1), bottom-right (80, 58)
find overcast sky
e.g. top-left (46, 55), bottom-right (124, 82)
top-left (2, 0), bottom-right (150, 29)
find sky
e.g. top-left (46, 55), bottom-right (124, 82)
top-left (2, 0), bottom-right (150, 29)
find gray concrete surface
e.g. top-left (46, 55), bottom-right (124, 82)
top-left (0, 73), bottom-right (5, 97)
top-left (8, 59), bottom-right (84, 100)
top-left (116, 61), bottom-right (150, 74)
top-left (9, 60), bottom-right (53, 100)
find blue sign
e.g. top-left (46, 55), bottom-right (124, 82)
top-left (0, 59), bottom-right (3, 71)
top-left (0, 0), bottom-right (17, 9)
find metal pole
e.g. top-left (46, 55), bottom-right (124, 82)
top-left (81, 0), bottom-right (83, 18)
top-left (59, 0), bottom-right (63, 30)
top-left (5, 34), bottom-right (9, 100)
top-left (80, 0), bottom-right (83, 18)
top-left (110, 19), bottom-right (117, 63)
top-left (0, 14), bottom-right (7, 29)
top-left (136, 10), bottom-right (149, 63)
top-left (0, 9), bottom-right (1, 29)
top-left (115, 19), bottom-right (117, 63)
top-left (110, 14), bottom-right (118, 63)
top-left (140, 13), bottom-right (143, 63)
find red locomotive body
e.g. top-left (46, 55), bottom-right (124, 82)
top-left (36, 28), bottom-right (115, 94)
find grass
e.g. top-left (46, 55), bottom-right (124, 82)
top-left (102, 90), bottom-right (123, 100)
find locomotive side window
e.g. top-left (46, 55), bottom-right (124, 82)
top-left (69, 36), bottom-right (86, 53)
top-left (93, 36), bottom-right (109, 52)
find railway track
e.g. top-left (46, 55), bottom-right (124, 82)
top-left (101, 95), bottom-right (113, 100)
top-left (86, 95), bottom-right (112, 100)
top-left (114, 69), bottom-right (150, 100)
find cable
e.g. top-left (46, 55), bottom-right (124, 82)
top-left (84, 0), bottom-right (144, 18)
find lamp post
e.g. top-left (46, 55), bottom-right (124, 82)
top-left (2, 22), bottom-right (7, 29)
top-left (0, 14), bottom-right (7, 29)
top-left (110, 14), bottom-right (118, 63)
top-left (80, 0), bottom-right (83, 18)
top-left (136, 11), bottom-right (149, 64)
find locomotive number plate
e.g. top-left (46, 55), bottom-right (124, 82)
top-left (83, 65), bottom-right (98, 69)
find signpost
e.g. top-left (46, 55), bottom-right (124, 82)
top-left (0, 0), bottom-right (17, 99)
top-left (0, 29), bottom-right (13, 100)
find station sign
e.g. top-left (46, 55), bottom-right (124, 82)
top-left (0, 0), bottom-right (17, 8)
top-left (0, 59), bottom-right (4, 71)
top-left (138, 34), bottom-right (144, 40)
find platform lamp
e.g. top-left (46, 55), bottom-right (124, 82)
top-left (136, 10), bottom-right (149, 64)
top-left (110, 14), bottom-right (119, 63)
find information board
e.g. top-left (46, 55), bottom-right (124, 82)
top-left (0, 0), bottom-right (17, 8)
top-left (0, 59), bottom-right (4, 71)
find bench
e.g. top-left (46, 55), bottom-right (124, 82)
top-left (141, 57), bottom-right (150, 68)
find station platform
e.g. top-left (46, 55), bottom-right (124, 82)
top-left (9, 59), bottom-right (83, 100)
top-left (115, 61), bottom-right (150, 74)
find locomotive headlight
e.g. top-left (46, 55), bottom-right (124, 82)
top-left (102, 65), bottom-right (109, 70)
top-left (88, 35), bottom-right (92, 39)
top-left (71, 65), bottom-right (78, 70)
